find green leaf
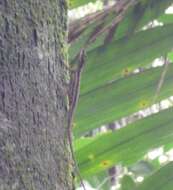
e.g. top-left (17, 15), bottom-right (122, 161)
top-left (168, 51), bottom-right (173, 62)
top-left (86, 171), bottom-right (111, 190)
top-left (158, 14), bottom-right (173, 24)
top-left (69, 0), bottom-right (96, 9)
top-left (74, 63), bottom-right (173, 137)
top-left (75, 107), bottom-right (173, 177)
top-left (74, 137), bottom-right (94, 151)
top-left (69, 0), bottom-right (173, 61)
top-left (116, 0), bottom-right (173, 40)
top-left (69, 7), bottom-right (116, 61)
top-left (134, 162), bottom-right (173, 190)
top-left (120, 175), bottom-right (136, 190)
top-left (164, 142), bottom-right (173, 152)
top-left (80, 24), bottom-right (173, 94)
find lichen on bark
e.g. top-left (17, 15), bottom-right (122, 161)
top-left (0, 0), bottom-right (72, 189)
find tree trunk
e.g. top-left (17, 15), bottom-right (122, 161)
top-left (0, 0), bottom-right (72, 189)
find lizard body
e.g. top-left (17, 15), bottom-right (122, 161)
top-left (67, 49), bottom-right (86, 190)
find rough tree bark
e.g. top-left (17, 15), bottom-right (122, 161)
top-left (0, 0), bottom-right (72, 189)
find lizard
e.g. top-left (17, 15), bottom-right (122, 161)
top-left (67, 48), bottom-right (87, 190)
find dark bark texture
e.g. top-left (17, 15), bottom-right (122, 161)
top-left (0, 0), bottom-right (72, 189)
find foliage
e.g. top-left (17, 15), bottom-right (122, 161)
top-left (69, 0), bottom-right (173, 189)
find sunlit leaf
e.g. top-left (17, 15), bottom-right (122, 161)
top-left (74, 63), bottom-right (173, 136)
top-left (79, 24), bottom-right (173, 94)
top-left (75, 107), bottom-right (173, 177)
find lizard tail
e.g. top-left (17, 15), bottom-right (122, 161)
top-left (68, 130), bottom-right (87, 190)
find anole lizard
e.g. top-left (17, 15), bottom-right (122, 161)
top-left (67, 49), bottom-right (87, 190)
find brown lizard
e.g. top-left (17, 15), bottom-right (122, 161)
top-left (67, 49), bottom-right (87, 190)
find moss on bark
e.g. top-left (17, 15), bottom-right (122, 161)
top-left (0, 0), bottom-right (72, 189)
